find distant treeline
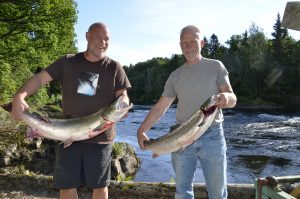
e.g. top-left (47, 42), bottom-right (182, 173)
top-left (125, 15), bottom-right (300, 108)
top-left (0, 1), bottom-right (299, 109)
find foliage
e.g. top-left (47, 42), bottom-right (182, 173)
top-left (125, 15), bottom-right (300, 108)
top-left (271, 13), bottom-right (288, 62)
top-left (112, 142), bottom-right (126, 158)
top-left (0, 7), bottom-right (299, 108)
top-left (0, 60), bottom-right (15, 102)
top-left (116, 174), bottom-right (134, 182)
top-left (0, 0), bottom-right (77, 107)
top-left (124, 55), bottom-right (185, 104)
top-left (206, 34), bottom-right (225, 59)
top-left (237, 23), bottom-right (268, 97)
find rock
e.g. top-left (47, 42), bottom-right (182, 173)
top-left (0, 143), bottom-right (18, 167)
top-left (111, 142), bottom-right (141, 180)
top-left (0, 135), bottom-right (141, 181)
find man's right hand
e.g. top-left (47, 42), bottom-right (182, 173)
top-left (11, 95), bottom-right (29, 121)
top-left (137, 130), bottom-right (150, 150)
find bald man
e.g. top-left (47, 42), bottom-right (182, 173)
top-left (11, 22), bottom-right (131, 199)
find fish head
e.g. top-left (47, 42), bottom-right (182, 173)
top-left (102, 94), bottom-right (133, 122)
top-left (201, 95), bottom-right (217, 116)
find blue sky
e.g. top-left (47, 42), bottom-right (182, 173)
top-left (74, 0), bottom-right (300, 66)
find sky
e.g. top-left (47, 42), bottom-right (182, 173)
top-left (74, 0), bottom-right (300, 66)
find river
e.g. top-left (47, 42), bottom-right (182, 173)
top-left (115, 106), bottom-right (300, 184)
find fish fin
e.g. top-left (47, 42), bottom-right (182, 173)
top-left (121, 112), bottom-right (129, 119)
top-left (152, 153), bottom-right (160, 158)
top-left (197, 117), bottom-right (207, 127)
top-left (178, 147), bottom-right (186, 154)
top-left (169, 124), bottom-right (181, 132)
top-left (97, 140), bottom-right (114, 144)
top-left (89, 128), bottom-right (107, 137)
top-left (89, 130), bottom-right (101, 137)
top-left (177, 143), bottom-right (191, 154)
top-left (106, 128), bottom-right (116, 141)
top-left (63, 140), bottom-right (73, 148)
top-left (89, 122), bottom-right (115, 138)
top-left (26, 127), bottom-right (41, 139)
top-left (31, 112), bottom-right (50, 123)
top-left (178, 138), bottom-right (194, 149)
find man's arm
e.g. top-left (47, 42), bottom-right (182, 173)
top-left (137, 96), bottom-right (175, 149)
top-left (215, 84), bottom-right (237, 109)
top-left (115, 89), bottom-right (130, 105)
top-left (11, 70), bottom-right (53, 120)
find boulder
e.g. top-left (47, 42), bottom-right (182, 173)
top-left (0, 137), bottom-right (141, 180)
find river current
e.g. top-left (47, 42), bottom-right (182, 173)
top-left (115, 106), bottom-right (300, 184)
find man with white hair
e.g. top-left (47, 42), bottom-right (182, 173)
top-left (137, 25), bottom-right (237, 199)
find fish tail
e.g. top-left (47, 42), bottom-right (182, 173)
top-left (63, 140), bottom-right (73, 148)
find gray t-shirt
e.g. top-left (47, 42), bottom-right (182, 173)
top-left (162, 57), bottom-right (230, 124)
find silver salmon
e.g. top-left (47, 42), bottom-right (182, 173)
top-left (1, 95), bottom-right (133, 147)
top-left (144, 95), bottom-right (218, 158)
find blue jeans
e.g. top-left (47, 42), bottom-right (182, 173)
top-left (171, 123), bottom-right (227, 199)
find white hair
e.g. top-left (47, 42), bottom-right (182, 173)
top-left (180, 25), bottom-right (203, 40)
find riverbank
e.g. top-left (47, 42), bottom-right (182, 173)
top-left (0, 104), bottom-right (299, 198)
top-left (233, 103), bottom-right (300, 113)
top-left (133, 102), bottom-right (300, 114)
top-left (0, 173), bottom-right (255, 199)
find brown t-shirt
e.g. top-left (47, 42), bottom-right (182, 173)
top-left (45, 52), bottom-right (131, 143)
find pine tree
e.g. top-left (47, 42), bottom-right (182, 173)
top-left (201, 37), bottom-right (209, 57)
top-left (271, 13), bottom-right (288, 62)
top-left (208, 34), bottom-right (220, 59)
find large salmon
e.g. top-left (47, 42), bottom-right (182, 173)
top-left (144, 95), bottom-right (218, 158)
top-left (1, 95), bottom-right (133, 147)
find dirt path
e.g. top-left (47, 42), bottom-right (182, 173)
top-left (0, 173), bottom-right (93, 199)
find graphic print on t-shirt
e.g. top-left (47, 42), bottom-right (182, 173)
top-left (77, 72), bottom-right (99, 96)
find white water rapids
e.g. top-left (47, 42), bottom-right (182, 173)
top-left (115, 106), bottom-right (300, 183)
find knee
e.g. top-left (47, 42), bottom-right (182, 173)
top-left (93, 187), bottom-right (108, 199)
top-left (93, 187), bottom-right (107, 193)
top-left (60, 188), bottom-right (77, 199)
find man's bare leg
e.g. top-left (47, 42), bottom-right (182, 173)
top-left (93, 187), bottom-right (108, 199)
top-left (60, 188), bottom-right (78, 199)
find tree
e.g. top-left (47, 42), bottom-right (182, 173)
top-left (237, 23), bottom-right (268, 97)
top-left (205, 34), bottom-right (227, 60)
top-left (0, 0), bottom-right (77, 105)
top-left (201, 37), bottom-right (209, 57)
top-left (271, 13), bottom-right (288, 63)
top-left (208, 34), bottom-right (220, 59)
